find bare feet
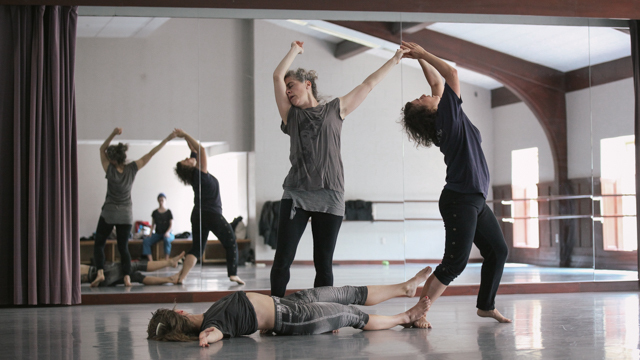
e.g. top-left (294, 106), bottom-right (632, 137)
top-left (477, 309), bottom-right (512, 323)
top-left (123, 275), bottom-right (132, 287)
top-left (402, 297), bottom-right (431, 327)
top-left (169, 273), bottom-right (180, 284)
top-left (229, 275), bottom-right (245, 285)
top-left (90, 270), bottom-right (105, 288)
top-left (169, 251), bottom-right (185, 268)
top-left (403, 266), bottom-right (433, 297)
top-left (411, 315), bottom-right (432, 329)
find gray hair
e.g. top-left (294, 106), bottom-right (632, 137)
top-left (285, 68), bottom-right (320, 102)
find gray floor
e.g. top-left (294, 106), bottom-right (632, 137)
top-left (3, 292), bottom-right (638, 359)
top-left (80, 262), bottom-right (639, 294)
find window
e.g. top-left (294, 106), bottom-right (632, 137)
top-left (511, 147), bottom-right (539, 248)
top-left (600, 135), bottom-right (637, 251)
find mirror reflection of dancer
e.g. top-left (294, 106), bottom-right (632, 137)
top-left (91, 128), bottom-right (176, 287)
top-left (172, 129), bottom-right (244, 285)
top-left (142, 193), bottom-right (175, 261)
top-left (270, 41), bottom-right (408, 297)
top-left (147, 267), bottom-right (433, 346)
top-left (399, 41), bottom-right (511, 327)
top-left (82, 251), bottom-right (185, 286)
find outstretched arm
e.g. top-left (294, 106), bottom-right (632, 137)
top-left (199, 327), bottom-right (224, 347)
top-left (401, 41), bottom-right (459, 97)
top-left (273, 41), bottom-right (304, 124)
top-left (338, 48), bottom-right (408, 119)
top-left (134, 130), bottom-right (177, 170)
top-left (100, 127), bottom-right (121, 172)
top-left (175, 128), bottom-right (207, 173)
top-left (418, 59), bottom-right (445, 98)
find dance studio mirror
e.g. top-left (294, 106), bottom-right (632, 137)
top-left (74, 10), bottom-right (638, 296)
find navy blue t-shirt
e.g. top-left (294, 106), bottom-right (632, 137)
top-left (191, 168), bottom-right (223, 214)
top-left (436, 83), bottom-right (490, 198)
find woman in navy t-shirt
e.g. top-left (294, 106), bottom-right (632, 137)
top-left (173, 129), bottom-right (244, 285)
top-left (399, 41), bottom-right (511, 328)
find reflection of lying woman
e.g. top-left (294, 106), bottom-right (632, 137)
top-left (172, 129), bottom-right (244, 285)
top-left (82, 251), bottom-right (185, 286)
top-left (148, 267), bottom-right (432, 347)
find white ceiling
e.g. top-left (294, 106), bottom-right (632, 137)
top-left (76, 16), bottom-right (631, 90)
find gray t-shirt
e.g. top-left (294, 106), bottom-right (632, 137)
top-left (100, 162), bottom-right (138, 224)
top-left (281, 98), bottom-right (344, 193)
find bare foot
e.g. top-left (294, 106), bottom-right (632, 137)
top-left (401, 297), bottom-right (431, 327)
top-left (477, 309), bottom-right (512, 323)
top-left (169, 273), bottom-right (180, 284)
top-left (169, 251), bottom-right (185, 268)
top-left (124, 275), bottom-right (132, 287)
top-left (408, 315), bottom-right (432, 329)
top-left (90, 270), bottom-right (105, 288)
top-left (230, 275), bottom-right (245, 285)
top-left (403, 266), bottom-right (433, 297)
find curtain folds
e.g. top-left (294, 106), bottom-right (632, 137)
top-left (0, 5), bottom-right (80, 305)
top-left (631, 20), bottom-right (640, 278)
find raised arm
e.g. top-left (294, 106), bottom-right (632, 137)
top-left (338, 48), bottom-right (408, 119)
top-left (401, 41), bottom-right (459, 97)
top-left (99, 127), bottom-right (122, 172)
top-left (273, 41), bottom-right (304, 124)
top-left (199, 327), bottom-right (224, 347)
top-left (175, 129), bottom-right (207, 173)
top-left (418, 59), bottom-right (445, 98)
top-left (134, 130), bottom-right (177, 170)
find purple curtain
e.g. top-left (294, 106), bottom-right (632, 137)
top-left (0, 6), bottom-right (80, 305)
top-left (631, 20), bottom-right (640, 279)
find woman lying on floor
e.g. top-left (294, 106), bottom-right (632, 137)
top-left (81, 251), bottom-right (185, 287)
top-left (147, 267), bottom-right (433, 347)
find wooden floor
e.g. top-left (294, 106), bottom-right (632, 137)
top-left (81, 262), bottom-right (639, 304)
top-left (4, 292), bottom-right (639, 359)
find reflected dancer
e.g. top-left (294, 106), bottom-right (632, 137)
top-left (82, 251), bottom-right (184, 286)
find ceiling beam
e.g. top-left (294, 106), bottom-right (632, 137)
top-left (2, 0), bottom-right (640, 20)
top-left (390, 22), bottom-right (434, 35)
top-left (334, 40), bottom-right (370, 60)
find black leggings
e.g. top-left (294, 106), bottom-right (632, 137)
top-left (270, 199), bottom-right (343, 297)
top-left (434, 189), bottom-right (509, 311)
top-left (93, 216), bottom-right (132, 276)
top-left (190, 209), bottom-right (238, 277)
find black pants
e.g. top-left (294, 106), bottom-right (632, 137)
top-left (270, 199), bottom-right (343, 297)
top-left (190, 209), bottom-right (238, 277)
top-left (433, 189), bottom-right (509, 311)
top-left (93, 216), bottom-right (132, 276)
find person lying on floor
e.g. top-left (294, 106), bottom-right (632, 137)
top-left (82, 251), bottom-right (184, 287)
top-left (147, 266), bottom-right (433, 347)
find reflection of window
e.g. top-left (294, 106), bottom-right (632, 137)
top-left (600, 135), bottom-right (637, 251)
top-left (512, 148), bottom-right (539, 248)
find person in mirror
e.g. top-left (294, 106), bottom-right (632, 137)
top-left (399, 41), bottom-right (511, 327)
top-left (91, 127), bottom-right (177, 287)
top-left (82, 251), bottom-right (185, 286)
top-left (270, 40), bottom-right (409, 297)
top-left (172, 129), bottom-right (245, 285)
top-left (142, 193), bottom-right (175, 261)
top-left (147, 266), bottom-right (433, 346)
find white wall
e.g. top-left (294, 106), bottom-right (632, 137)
top-left (492, 102), bottom-right (555, 185)
top-left (567, 78), bottom-right (635, 179)
top-left (75, 18), bottom-right (254, 152)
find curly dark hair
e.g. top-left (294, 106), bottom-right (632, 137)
top-left (285, 68), bottom-right (320, 102)
top-left (175, 162), bottom-right (195, 186)
top-left (106, 143), bottom-right (128, 165)
top-left (147, 308), bottom-right (199, 342)
top-left (400, 102), bottom-right (439, 148)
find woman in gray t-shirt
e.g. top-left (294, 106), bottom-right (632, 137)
top-left (269, 41), bottom-right (408, 297)
top-left (91, 127), bottom-right (176, 287)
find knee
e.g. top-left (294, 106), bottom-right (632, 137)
top-left (434, 263), bottom-right (464, 285)
top-left (495, 242), bottom-right (509, 263)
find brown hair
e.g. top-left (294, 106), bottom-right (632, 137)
top-left (147, 308), bottom-right (199, 342)
top-left (174, 162), bottom-right (195, 186)
top-left (106, 143), bottom-right (128, 165)
top-left (285, 68), bottom-right (320, 102)
top-left (401, 102), bottom-right (439, 148)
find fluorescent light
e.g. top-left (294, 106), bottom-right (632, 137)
top-left (287, 19), bottom-right (308, 26)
